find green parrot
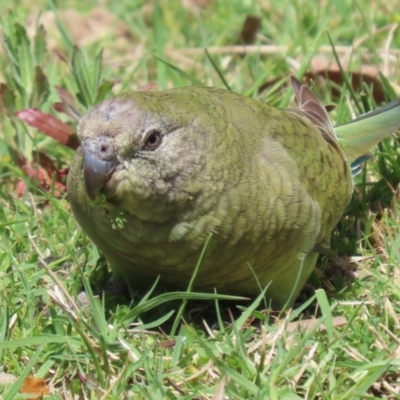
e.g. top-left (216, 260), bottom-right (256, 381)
top-left (67, 77), bottom-right (400, 308)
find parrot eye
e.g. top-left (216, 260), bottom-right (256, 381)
top-left (143, 130), bottom-right (163, 150)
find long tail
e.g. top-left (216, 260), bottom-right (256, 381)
top-left (334, 98), bottom-right (400, 162)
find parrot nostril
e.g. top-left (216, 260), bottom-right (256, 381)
top-left (83, 136), bottom-right (116, 161)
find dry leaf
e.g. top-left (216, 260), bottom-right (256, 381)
top-left (26, 8), bottom-right (135, 50)
top-left (304, 69), bottom-right (388, 103)
top-left (0, 372), bottom-right (17, 385)
top-left (138, 82), bottom-right (158, 91)
top-left (182, 0), bottom-right (215, 9)
top-left (20, 376), bottom-right (50, 399)
top-left (157, 340), bottom-right (176, 349)
top-left (283, 315), bottom-right (348, 333)
top-left (212, 377), bottom-right (228, 400)
top-left (259, 69), bottom-right (393, 104)
top-left (237, 15), bottom-right (261, 45)
top-left (15, 108), bottom-right (79, 149)
top-left (16, 151), bottom-right (68, 197)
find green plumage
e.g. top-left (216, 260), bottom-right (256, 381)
top-left (67, 77), bottom-right (400, 308)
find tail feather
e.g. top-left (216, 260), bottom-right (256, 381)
top-left (334, 98), bottom-right (400, 162)
top-left (350, 154), bottom-right (374, 176)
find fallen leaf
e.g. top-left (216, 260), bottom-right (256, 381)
top-left (304, 69), bottom-right (388, 103)
top-left (20, 376), bottom-right (50, 399)
top-left (283, 315), bottom-right (348, 333)
top-left (26, 8), bottom-right (135, 51)
top-left (16, 152), bottom-right (68, 197)
top-left (157, 340), bottom-right (176, 349)
top-left (0, 372), bottom-right (17, 385)
top-left (259, 69), bottom-right (393, 104)
top-left (236, 15), bottom-right (261, 45)
top-left (212, 377), bottom-right (228, 400)
top-left (15, 108), bottom-right (79, 149)
top-left (138, 82), bottom-right (158, 91)
top-left (182, 0), bottom-right (215, 9)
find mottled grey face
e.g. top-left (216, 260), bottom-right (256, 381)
top-left (78, 97), bottom-right (160, 201)
top-left (77, 93), bottom-right (209, 219)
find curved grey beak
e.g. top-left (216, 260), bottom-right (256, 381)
top-left (83, 154), bottom-right (116, 200)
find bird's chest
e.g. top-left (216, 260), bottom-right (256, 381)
top-left (86, 205), bottom-right (204, 265)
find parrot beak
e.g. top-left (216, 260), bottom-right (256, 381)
top-left (82, 136), bottom-right (118, 200)
top-left (83, 154), bottom-right (116, 200)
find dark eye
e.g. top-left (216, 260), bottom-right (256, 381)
top-left (144, 130), bottom-right (162, 150)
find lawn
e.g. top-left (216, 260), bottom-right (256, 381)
top-left (1, 0), bottom-right (400, 398)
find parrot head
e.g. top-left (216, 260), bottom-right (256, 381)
top-left (78, 91), bottom-right (210, 223)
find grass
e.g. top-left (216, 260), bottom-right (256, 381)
top-left (1, 0), bottom-right (400, 398)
